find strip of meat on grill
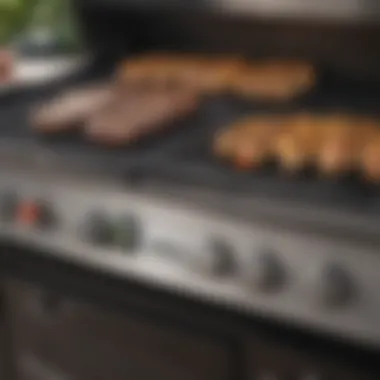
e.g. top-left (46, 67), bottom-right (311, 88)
top-left (32, 83), bottom-right (114, 134)
top-left (118, 54), bottom-right (245, 95)
top-left (85, 88), bottom-right (199, 146)
top-left (360, 124), bottom-right (380, 182)
top-left (232, 61), bottom-right (316, 101)
top-left (214, 116), bottom-right (288, 170)
top-left (316, 116), bottom-right (377, 177)
top-left (273, 113), bottom-right (325, 173)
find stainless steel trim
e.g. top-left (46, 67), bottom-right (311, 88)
top-left (0, 169), bottom-right (380, 349)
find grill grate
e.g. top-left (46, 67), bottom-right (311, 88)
top-left (1, 68), bottom-right (380, 213)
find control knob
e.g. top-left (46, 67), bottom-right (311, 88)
top-left (246, 250), bottom-right (285, 292)
top-left (82, 212), bottom-right (113, 246)
top-left (317, 263), bottom-right (354, 308)
top-left (195, 238), bottom-right (235, 277)
top-left (114, 214), bottom-right (142, 252)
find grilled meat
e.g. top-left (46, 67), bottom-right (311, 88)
top-left (233, 61), bottom-right (316, 101)
top-left (274, 114), bottom-right (323, 173)
top-left (214, 116), bottom-right (287, 170)
top-left (118, 55), bottom-right (315, 99)
top-left (32, 84), bottom-right (114, 133)
top-left (316, 117), bottom-right (361, 176)
top-left (85, 88), bottom-right (198, 146)
top-left (119, 54), bottom-right (244, 94)
top-left (215, 113), bottom-right (380, 178)
top-left (360, 128), bottom-right (380, 182)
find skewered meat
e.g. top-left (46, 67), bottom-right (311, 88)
top-left (233, 61), bottom-right (316, 101)
top-left (117, 53), bottom-right (170, 86)
top-left (85, 88), bottom-right (198, 146)
top-left (360, 129), bottom-right (380, 182)
top-left (195, 57), bottom-right (245, 94)
top-left (213, 120), bottom-right (249, 160)
top-left (214, 116), bottom-right (287, 170)
top-left (316, 116), bottom-right (362, 176)
top-left (232, 116), bottom-right (287, 170)
top-left (119, 54), bottom-right (316, 99)
top-left (32, 84), bottom-right (114, 133)
top-left (214, 111), bottom-right (380, 180)
top-left (119, 54), bottom-right (244, 94)
top-left (274, 114), bottom-right (323, 173)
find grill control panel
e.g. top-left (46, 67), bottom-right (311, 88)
top-left (0, 172), bottom-right (380, 349)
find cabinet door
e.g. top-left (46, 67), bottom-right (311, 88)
top-left (5, 279), bottom-right (233, 380)
top-left (246, 335), bottom-right (378, 380)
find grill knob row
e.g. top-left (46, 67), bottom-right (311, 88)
top-left (0, 192), bottom-right (356, 309)
top-left (190, 242), bottom-right (355, 308)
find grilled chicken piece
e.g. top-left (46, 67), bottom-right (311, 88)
top-left (214, 116), bottom-right (287, 170)
top-left (274, 114), bottom-right (323, 173)
top-left (316, 116), bottom-right (366, 176)
top-left (196, 58), bottom-right (245, 94)
top-left (119, 54), bottom-right (206, 89)
top-left (85, 89), bottom-right (198, 146)
top-left (360, 129), bottom-right (380, 182)
top-left (233, 61), bottom-right (316, 101)
top-left (232, 116), bottom-right (287, 170)
top-left (119, 54), bottom-right (244, 94)
top-left (118, 54), bottom-right (170, 86)
top-left (316, 116), bottom-right (379, 177)
top-left (32, 84), bottom-right (114, 133)
top-left (213, 119), bottom-right (250, 160)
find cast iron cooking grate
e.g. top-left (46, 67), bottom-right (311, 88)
top-left (1, 66), bottom-right (380, 213)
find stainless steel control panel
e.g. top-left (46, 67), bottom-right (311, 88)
top-left (0, 171), bottom-right (380, 349)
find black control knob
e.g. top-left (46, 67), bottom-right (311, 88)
top-left (0, 190), bottom-right (18, 222)
top-left (200, 238), bottom-right (235, 276)
top-left (246, 250), bottom-right (285, 292)
top-left (317, 263), bottom-right (354, 308)
top-left (82, 212), bottom-right (113, 246)
top-left (113, 214), bottom-right (142, 252)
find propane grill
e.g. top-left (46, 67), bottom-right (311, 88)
top-left (1, 0), bottom-right (380, 353)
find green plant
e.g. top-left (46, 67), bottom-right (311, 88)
top-left (0, 0), bottom-right (39, 44)
top-left (0, 0), bottom-right (81, 49)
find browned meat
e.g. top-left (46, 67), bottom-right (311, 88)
top-left (118, 54), bottom-right (244, 94)
top-left (274, 114), bottom-right (323, 173)
top-left (360, 129), bottom-right (380, 182)
top-left (214, 116), bottom-right (287, 170)
top-left (214, 111), bottom-right (380, 180)
top-left (85, 89), bottom-right (199, 146)
top-left (32, 84), bottom-right (114, 133)
top-left (316, 117), bottom-right (358, 176)
top-left (232, 116), bottom-right (287, 170)
top-left (233, 61), bottom-right (316, 101)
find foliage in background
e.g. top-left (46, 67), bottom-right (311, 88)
top-left (0, 0), bottom-right (82, 51)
